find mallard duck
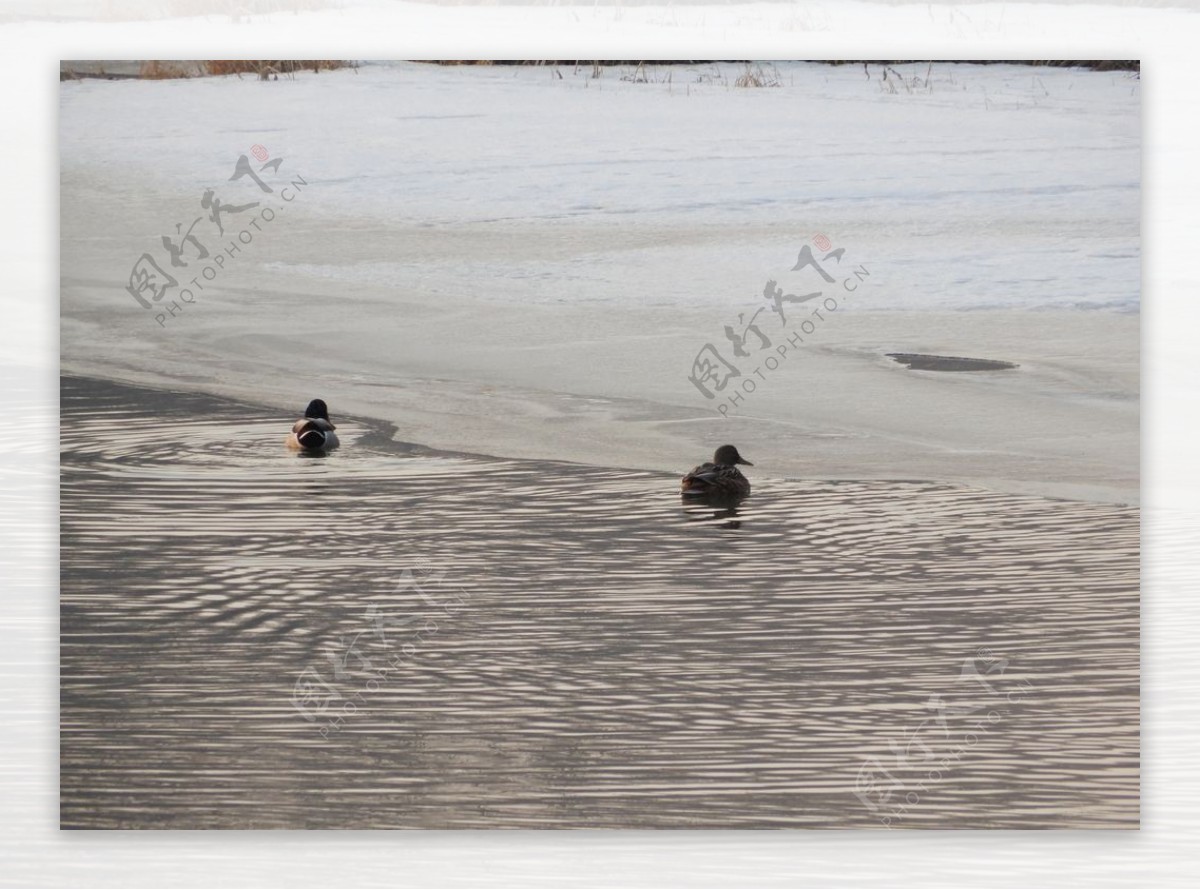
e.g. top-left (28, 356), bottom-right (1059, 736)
top-left (681, 444), bottom-right (753, 498)
top-left (287, 398), bottom-right (340, 452)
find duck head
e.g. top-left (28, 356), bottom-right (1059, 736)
top-left (304, 399), bottom-right (330, 421)
top-left (714, 444), bottom-right (752, 467)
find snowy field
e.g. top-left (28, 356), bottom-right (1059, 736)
top-left (60, 60), bottom-right (1140, 502)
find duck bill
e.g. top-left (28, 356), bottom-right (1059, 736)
top-left (738, 458), bottom-right (753, 466)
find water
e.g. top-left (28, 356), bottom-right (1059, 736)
top-left (60, 375), bottom-right (1139, 828)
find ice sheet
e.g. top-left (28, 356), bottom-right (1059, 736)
top-left (60, 61), bottom-right (1140, 502)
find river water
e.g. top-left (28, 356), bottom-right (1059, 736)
top-left (60, 375), bottom-right (1139, 828)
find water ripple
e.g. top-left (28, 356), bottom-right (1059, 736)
top-left (60, 376), bottom-right (1139, 829)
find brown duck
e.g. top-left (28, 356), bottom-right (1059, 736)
top-left (681, 444), bottom-right (753, 498)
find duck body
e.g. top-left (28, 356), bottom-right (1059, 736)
top-left (287, 417), bottom-right (339, 452)
top-left (681, 444), bottom-right (752, 499)
top-left (286, 399), bottom-right (340, 452)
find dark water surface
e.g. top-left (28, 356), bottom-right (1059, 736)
top-left (60, 375), bottom-right (1139, 828)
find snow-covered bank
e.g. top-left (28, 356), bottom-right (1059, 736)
top-left (60, 61), bottom-right (1139, 502)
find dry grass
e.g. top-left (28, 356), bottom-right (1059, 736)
top-left (129, 60), bottom-right (350, 81)
top-left (620, 62), bottom-right (651, 84)
top-left (878, 64), bottom-right (933, 95)
top-left (119, 59), bottom-right (1137, 85)
top-left (734, 63), bottom-right (782, 88)
top-left (203, 60), bottom-right (349, 80)
top-left (829, 60), bottom-right (1139, 72)
top-left (138, 61), bottom-right (196, 80)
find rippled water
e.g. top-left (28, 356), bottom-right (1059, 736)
top-left (60, 375), bottom-right (1139, 829)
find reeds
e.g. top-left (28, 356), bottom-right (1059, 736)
top-left (203, 60), bottom-right (349, 80)
top-left (734, 63), bottom-right (782, 88)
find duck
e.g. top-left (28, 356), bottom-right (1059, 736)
top-left (681, 444), bottom-right (753, 499)
top-left (287, 398), bottom-right (340, 452)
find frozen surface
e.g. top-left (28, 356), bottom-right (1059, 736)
top-left (60, 61), bottom-right (1140, 502)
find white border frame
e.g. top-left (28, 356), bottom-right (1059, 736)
top-left (7, 0), bottom-right (1196, 885)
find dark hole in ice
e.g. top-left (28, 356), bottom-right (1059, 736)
top-left (887, 353), bottom-right (1019, 372)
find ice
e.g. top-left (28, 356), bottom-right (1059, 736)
top-left (60, 60), bottom-right (1139, 503)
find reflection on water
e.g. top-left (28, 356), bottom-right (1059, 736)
top-left (681, 496), bottom-right (743, 529)
top-left (60, 375), bottom-right (1139, 829)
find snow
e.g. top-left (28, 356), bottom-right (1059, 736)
top-left (60, 60), bottom-right (1139, 502)
top-left (62, 60), bottom-right (1139, 313)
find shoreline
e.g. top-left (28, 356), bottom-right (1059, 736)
top-left (58, 60), bottom-right (1141, 82)
top-left (57, 369), bottom-right (681, 480)
top-left (59, 365), bottom-right (1136, 506)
